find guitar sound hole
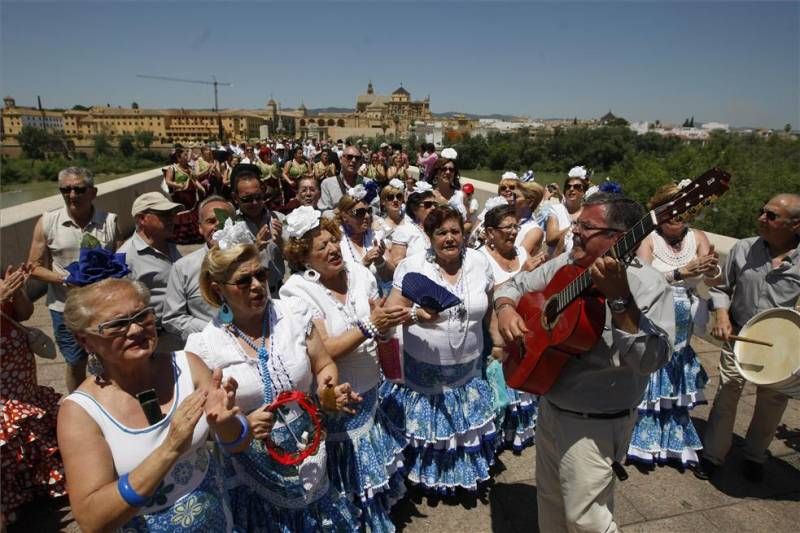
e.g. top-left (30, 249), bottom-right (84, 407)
top-left (542, 298), bottom-right (560, 331)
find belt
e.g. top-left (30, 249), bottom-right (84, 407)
top-left (549, 401), bottom-right (633, 420)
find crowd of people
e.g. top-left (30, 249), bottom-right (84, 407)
top-left (1, 139), bottom-right (798, 532)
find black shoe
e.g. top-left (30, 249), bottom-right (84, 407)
top-left (742, 459), bottom-right (764, 483)
top-left (693, 458), bottom-right (717, 480)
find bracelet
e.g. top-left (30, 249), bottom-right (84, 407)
top-left (214, 413), bottom-right (249, 450)
top-left (117, 473), bottom-right (149, 507)
top-left (494, 302), bottom-right (515, 314)
top-left (410, 304), bottom-right (420, 324)
top-left (356, 320), bottom-right (374, 339)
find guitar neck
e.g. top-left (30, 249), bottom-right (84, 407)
top-left (556, 212), bottom-right (657, 312)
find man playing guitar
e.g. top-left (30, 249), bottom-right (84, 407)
top-left (495, 192), bottom-right (675, 533)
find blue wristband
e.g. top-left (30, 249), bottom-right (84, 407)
top-left (214, 413), bottom-right (249, 450)
top-left (356, 320), bottom-right (374, 339)
top-left (117, 473), bottom-right (149, 507)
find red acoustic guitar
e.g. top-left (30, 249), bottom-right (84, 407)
top-left (504, 167), bottom-right (731, 394)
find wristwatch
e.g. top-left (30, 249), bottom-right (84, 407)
top-left (608, 296), bottom-right (631, 314)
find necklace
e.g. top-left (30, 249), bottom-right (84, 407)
top-left (320, 269), bottom-right (360, 327)
top-left (343, 229), bottom-right (372, 264)
top-left (492, 247), bottom-right (519, 272)
top-left (432, 259), bottom-right (469, 352)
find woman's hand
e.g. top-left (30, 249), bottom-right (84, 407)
top-left (491, 346), bottom-right (507, 362)
top-left (682, 247), bottom-right (719, 279)
top-left (318, 376), bottom-right (362, 415)
top-left (523, 252), bottom-right (548, 272)
top-left (247, 406), bottom-right (275, 441)
top-left (414, 306), bottom-right (439, 324)
top-left (363, 239), bottom-right (386, 267)
top-left (204, 369), bottom-right (240, 430)
top-left (0, 264), bottom-right (29, 303)
top-left (163, 389), bottom-right (207, 456)
top-left (369, 299), bottom-right (409, 331)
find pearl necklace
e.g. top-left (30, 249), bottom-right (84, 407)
top-left (343, 228), bottom-right (373, 264)
top-left (320, 270), bottom-right (360, 327)
top-left (432, 259), bottom-right (469, 352)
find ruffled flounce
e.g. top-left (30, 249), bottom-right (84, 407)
top-left (228, 483), bottom-right (360, 533)
top-left (637, 346), bottom-right (708, 410)
top-left (628, 406), bottom-right (703, 467)
top-left (325, 395), bottom-right (408, 532)
top-left (1, 391), bottom-right (66, 519)
top-left (380, 377), bottom-right (498, 493)
top-left (496, 391), bottom-right (537, 454)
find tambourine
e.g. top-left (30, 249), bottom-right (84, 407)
top-left (264, 391), bottom-right (325, 466)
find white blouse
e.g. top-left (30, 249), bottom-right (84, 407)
top-left (482, 245), bottom-right (529, 287)
top-left (280, 263), bottom-right (381, 394)
top-left (391, 219), bottom-right (430, 259)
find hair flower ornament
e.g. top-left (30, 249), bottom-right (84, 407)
top-left (212, 218), bottom-right (255, 250)
top-left (501, 171), bottom-right (519, 181)
top-left (568, 166), bottom-right (587, 179)
top-left (677, 178), bottom-right (692, 189)
top-left (478, 195), bottom-right (510, 223)
top-left (363, 179), bottom-right (379, 204)
top-left (413, 181), bottom-right (433, 194)
top-left (65, 234), bottom-right (129, 286)
top-left (388, 178), bottom-right (405, 191)
top-left (347, 184), bottom-right (368, 201)
top-left (286, 206), bottom-right (322, 239)
top-left (440, 147), bottom-right (458, 160)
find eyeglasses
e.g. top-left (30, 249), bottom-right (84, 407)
top-left (225, 267), bottom-right (270, 288)
top-left (93, 307), bottom-right (156, 337)
top-left (342, 154), bottom-right (362, 161)
top-left (350, 207), bottom-right (370, 218)
top-left (493, 224), bottom-right (521, 233)
top-left (384, 194), bottom-right (403, 202)
top-left (60, 186), bottom-right (88, 195)
top-left (421, 201), bottom-right (438, 209)
top-left (238, 194), bottom-right (264, 204)
top-left (759, 207), bottom-right (781, 221)
top-left (572, 220), bottom-right (623, 234)
top-left (565, 183), bottom-right (585, 191)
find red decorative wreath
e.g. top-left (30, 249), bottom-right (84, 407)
top-left (264, 391), bottom-right (325, 466)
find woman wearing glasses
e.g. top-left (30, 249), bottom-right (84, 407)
top-left (389, 185), bottom-right (437, 267)
top-left (335, 191), bottom-right (391, 287)
top-left (513, 181), bottom-right (546, 257)
top-left (628, 183), bottom-right (719, 472)
top-left (545, 174), bottom-right (586, 256)
top-left (186, 234), bottom-right (361, 531)
top-left (381, 205), bottom-right (504, 494)
top-left (281, 207), bottom-right (409, 532)
top-left (431, 156), bottom-right (471, 232)
top-left (480, 205), bottom-right (546, 454)
top-left (57, 279), bottom-right (246, 532)
top-left (373, 180), bottom-right (407, 295)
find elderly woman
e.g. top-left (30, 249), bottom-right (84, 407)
top-left (280, 207), bottom-right (409, 532)
top-left (186, 235), bottom-right (360, 531)
top-left (335, 191), bottom-right (391, 287)
top-left (58, 279), bottom-right (245, 532)
top-left (497, 171), bottom-right (520, 205)
top-left (628, 183), bottom-right (719, 472)
top-left (381, 205), bottom-right (503, 493)
top-left (545, 172), bottom-right (586, 256)
top-left (278, 175), bottom-right (321, 215)
top-left (513, 181), bottom-right (546, 256)
top-left (480, 205), bottom-right (547, 454)
top-left (389, 184), bottom-right (437, 267)
top-left (372, 180), bottom-right (408, 294)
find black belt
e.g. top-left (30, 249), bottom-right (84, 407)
top-left (549, 402), bottom-right (633, 420)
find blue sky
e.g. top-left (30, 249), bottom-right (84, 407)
top-left (2, 1), bottom-right (798, 129)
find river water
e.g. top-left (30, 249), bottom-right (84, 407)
top-left (1, 173), bottom-right (140, 209)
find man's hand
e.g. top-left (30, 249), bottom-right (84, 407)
top-left (589, 256), bottom-right (630, 300)
top-left (711, 309), bottom-right (733, 341)
top-left (497, 304), bottom-right (528, 343)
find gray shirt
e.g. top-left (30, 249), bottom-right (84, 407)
top-left (495, 253), bottom-right (674, 413)
top-left (318, 173), bottom-right (362, 212)
top-left (118, 232), bottom-right (182, 327)
top-left (163, 246), bottom-right (214, 340)
top-left (709, 236), bottom-right (800, 330)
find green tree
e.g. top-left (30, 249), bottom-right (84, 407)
top-left (71, 104), bottom-right (90, 111)
top-left (17, 126), bottom-right (52, 159)
top-left (785, 123), bottom-right (792, 133)
top-left (93, 133), bottom-right (113, 156)
top-left (134, 130), bottom-right (154, 149)
top-left (118, 134), bottom-right (136, 157)
top-left (131, 102), bottom-right (139, 109)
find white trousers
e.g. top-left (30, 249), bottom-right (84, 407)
top-left (536, 399), bottom-right (637, 533)
top-left (703, 346), bottom-right (789, 465)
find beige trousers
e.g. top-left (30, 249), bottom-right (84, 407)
top-left (536, 399), bottom-right (637, 533)
top-left (703, 346), bottom-right (789, 465)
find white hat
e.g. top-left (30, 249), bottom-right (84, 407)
top-left (501, 171), bottom-right (519, 181)
top-left (276, 143), bottom-right (285, 150)
top-left (568, 166), bottom-right (587, 179)
top-left (441, 147), bottom-right (458, 160)
top-left (380, 142), bottom-right (389, 148)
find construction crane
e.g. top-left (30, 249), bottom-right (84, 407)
top-left (136, 74), bottom-right (233, 142)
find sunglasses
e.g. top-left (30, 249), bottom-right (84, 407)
top-left (60, 186), bottom-right (88, 195)
top-left (565, 183), bottom-right (585, 191)
top-left (225, 267), bottom-right (269, 288)
top-left (421, 201), bottom-right (438, 209)
top-left (350, 207), bottom-right (370, 218)
top-left (342, 154), bottom-right (362, 161)
top-left (238, 194), bottom-right (264, 204)
top-left (499, 185), bottom-right (516, 193)
top-left (93, 307), bottom-right (156, 337)
top-left (759, 207), bottom-right (781, 221)
top-left (440, 166), bottom-right (456, 173)
top-left (384, 194), bottom-right (403, 202)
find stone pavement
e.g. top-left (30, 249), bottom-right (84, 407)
top-left (10, 297), bottom-right (800, 532)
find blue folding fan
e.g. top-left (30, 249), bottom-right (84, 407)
top-left (401, 272), bottom-right (462, 312)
